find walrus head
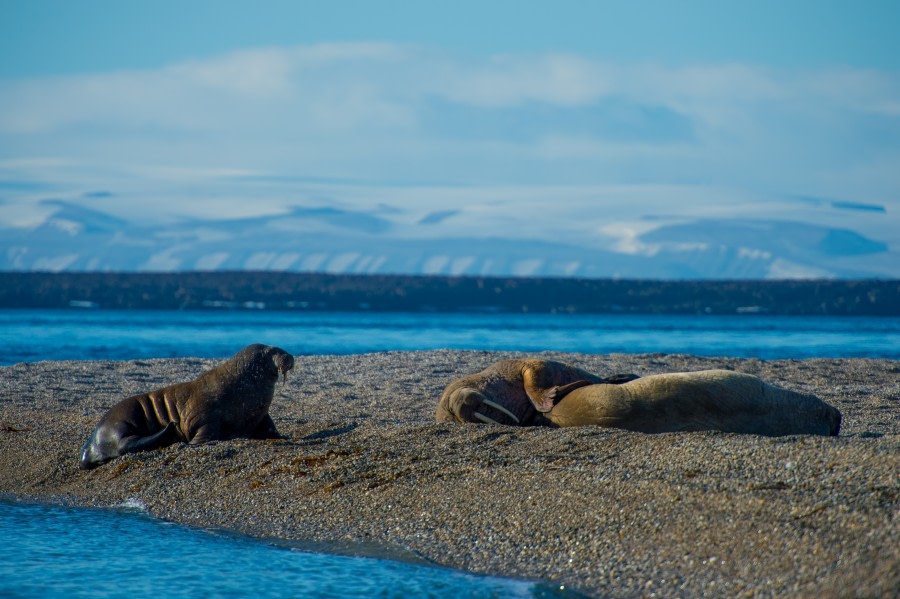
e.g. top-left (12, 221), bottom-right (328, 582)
top-left (271, 348), bottom-right (294, 384)
top-left (436, 387), bottom-right (521, 425)
top-left (234, 344), bottom-right (295, 384)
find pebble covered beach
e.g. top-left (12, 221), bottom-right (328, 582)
top-left (1, 350), bottom-right (898, 597)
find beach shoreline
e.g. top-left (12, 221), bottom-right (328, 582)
top-left (2, 350), bottom-right (898, 597)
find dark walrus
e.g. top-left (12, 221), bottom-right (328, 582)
top-left (80, 344), bottom-right (294, 469)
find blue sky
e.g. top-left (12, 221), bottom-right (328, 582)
top-left (0, 0), bottom-right (898, 263)
top-left (3, 1), bottom-right (899, 75)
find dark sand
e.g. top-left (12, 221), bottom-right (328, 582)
top-left (1, 351), bottom-right (897, 597)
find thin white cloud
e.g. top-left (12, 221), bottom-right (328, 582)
top-left (0, 42), bottom-right (412, 134)
top-left (1, 42), bottom-right (895, 150)
top-left (0, 41), bottom-right (897, 244)
top-left (169, 47), bottom-right (297, 98)
top-left (432, 52), bottom-right (614, 107)
top-left (796, 66), bottom-right (900, 115)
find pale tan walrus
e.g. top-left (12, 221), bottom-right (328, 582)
top-left (436, 359), bottom-right (638, 426)
top-left (535, 369), bottom-right (841, 436)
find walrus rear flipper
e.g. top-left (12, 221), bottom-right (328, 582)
top-left (80, 421), bottom-right (181, 470)
top-left (119, 421), bottom-right (181, 455)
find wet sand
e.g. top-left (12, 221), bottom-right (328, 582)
top-left (1, 350), bottom-right (897, 597)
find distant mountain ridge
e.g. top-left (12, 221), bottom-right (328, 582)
top-left (1, 199), bottom-right (897, 279)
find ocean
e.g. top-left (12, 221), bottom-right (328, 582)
top-left (1, 309), bottom-right (899, 365)
top-left (2, 308), bottom-right (898, 597)
top-left (0, 499), bottom-right (567, 598)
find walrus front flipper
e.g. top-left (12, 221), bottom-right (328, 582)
top-left (530, 380), bottom-right (596, 412)
top-left (249, 414), bottom-right (282, 439)
top-left (522, 366), bottom-right (595, 413)
top-left (828, 406), bottom-right (842, 436)
top-left (118, 421), bottom-right (181, 455)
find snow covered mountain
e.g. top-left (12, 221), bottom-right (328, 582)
top-left (1, 198), bottom-right (896, 279)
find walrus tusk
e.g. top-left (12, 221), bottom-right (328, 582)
top-left (473, 412), bottom-right (502, 425)
top-left (481, 399), bottom-right (520, 424)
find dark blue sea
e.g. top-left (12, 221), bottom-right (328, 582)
top-left (2, 308), bottom-right (898, 597)
top-left (1, 309), bottom-right (899, 365)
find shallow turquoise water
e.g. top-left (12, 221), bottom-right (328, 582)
top-left (1, 309), bottom-right (898, 364)
top-left (0, 499), bottom-right (573, 598)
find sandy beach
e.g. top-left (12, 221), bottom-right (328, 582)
top-left (1, 350), bottom-right (897, 597)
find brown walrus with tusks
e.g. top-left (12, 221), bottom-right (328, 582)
top-left (80, 344), bottom-right (294, 469)
top-left (536, 369), bottom-right (841, 436)
top-left (435, 359), bottom-right (638, 426)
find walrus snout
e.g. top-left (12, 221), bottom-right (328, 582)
top-left (273, 351), bottom-right (295, 384)
top-left (439, 387), bottom-right (520, 425)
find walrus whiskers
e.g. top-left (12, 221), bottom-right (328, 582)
top-left (473, 412), bottom-right (502, 425)
top-left (481, 399), bottom-right (520, 424)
